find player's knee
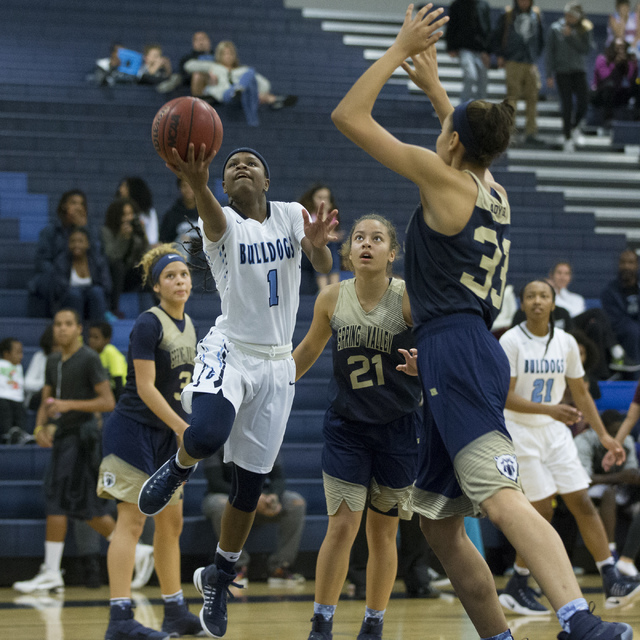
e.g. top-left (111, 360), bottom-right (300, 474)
top-left (183, 392), bottom-right (236, 459)
top-left (229, 465), bottom-right (267, 513)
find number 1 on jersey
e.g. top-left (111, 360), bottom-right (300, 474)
top-left (267, 269), bottom-right (279, 307)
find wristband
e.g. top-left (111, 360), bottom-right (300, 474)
top-left (33, 425), bottom-right (45, 437)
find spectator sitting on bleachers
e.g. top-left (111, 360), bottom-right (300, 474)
top-left (491, 0), bottom-right (545, 147)
top-left (159, 178), bottom-right (199, 244)
top-left (606, 0), bottom-right (640, 47)
top-left (87, 321), bottom-right (127, 401)
top-left (202, 449), bottom-right (306, 587)
top-left (87, 43), bottom-right (139, 87)
top-left (52, 227), bottom-right (111, 322)
top-left (28, 189), bottom-right (99, 318)
top-left (137, 43), bottom-right (180, 91)
top-left (591, 38), bottom-right (639, 125)
top-left (298, 184), bottom-right (343, 293)
top-left (184, 40), bottom-right (297, 127)
top-left (0, 337), bottom-right (25, 441)
top-left (549, 261), bottom-right (634, 379)
top-left (576, 409), bottom-right (640, 578)
top-left (601, 248), bottom-right (640, 370)
top-left (545, 2), bottom-right (594, 152)
top-left (175, 31), bottom-right (216, 97)
top-left (101, 198), bottom-right (148, 316)
top-left (23, 323), bottom-right (56, 411)
top-left (116, 177), bottom-right (158, 246)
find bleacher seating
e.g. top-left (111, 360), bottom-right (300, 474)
top-left (0, 0), bottom-right (633, 571)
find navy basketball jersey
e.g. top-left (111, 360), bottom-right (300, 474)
top-left (328, 278), bottom-right (422, 424)
top-left (405, 171), bottom-right (511, 329)
top-left (116, 306), bottom-right (196, 429)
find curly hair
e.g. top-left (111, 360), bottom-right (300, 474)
top-left (138, 243), bottom-right (188, 288)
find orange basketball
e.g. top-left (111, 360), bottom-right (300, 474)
top-left (151, 97), bottom-right (223, 164)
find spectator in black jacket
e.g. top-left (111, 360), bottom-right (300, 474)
top-left (52, 227), bottom-right (111, 321)
top-left (491, 0), bottom-right (545, 146)
top-left (159, 178), bottom-right (199, 244)
top-left (201, 449), bottom-right (306, 587)
top-left (446, 0), bottom-right (493, 101)
top-left (28, 190), bottom-right (102, 317)
top-left (602, 249), bottom-right (640, 366)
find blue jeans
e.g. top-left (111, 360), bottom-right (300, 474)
top-left (61, 285), bottom-right (107, 321)
top-left (459, 50), bottom-right (488, 102)
top-left (223, 68), bottom-right (260, 127)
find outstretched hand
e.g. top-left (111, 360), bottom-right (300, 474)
top-left (401, 46), bottom-right (440, 97)
top-left (166, 143), bottom-right (217, 192)
top-left (302, 201), bottom-right (339, 249)
top-left (397, 348), bottom-right (419, 376)
top-left (394, 3), bottom-right (449, 59)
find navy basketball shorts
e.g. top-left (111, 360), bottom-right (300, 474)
top-left (410, 314), bottom-right (522, 519)
top-left (321, 407), bottom-right (419, 518)
top-left (98, 410), bottom-right (181, 505)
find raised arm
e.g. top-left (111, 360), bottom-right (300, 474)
top-left (168, 144), bottom-right (226, 242)
top-left (331, 4), bottom-right (449, 187)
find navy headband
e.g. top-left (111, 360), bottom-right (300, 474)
top-left (222, 147), bottom-right (270, 180)
top-left (151, 253), bottom-right (186, 284)
top-left (452, 100), bottom-right (481, 159)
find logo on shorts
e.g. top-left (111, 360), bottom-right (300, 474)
top-left (429, 388), bottom-right (438, 396)
top-left (103, 471), bottom-right (116, 489)
top-left (494, 454), bottom-right (518, 482)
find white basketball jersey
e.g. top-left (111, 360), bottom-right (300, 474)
top-left (199, 201), bottom-right (306, 346)
top-left (499, 322), bottom-right (585, 428)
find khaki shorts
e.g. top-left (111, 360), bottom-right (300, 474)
top-left (323, 472), bottom-right (413, 520)
top-left (97, 453), bottom-right (183, 506)
top-left (410, 431), bottom-right (523, 519)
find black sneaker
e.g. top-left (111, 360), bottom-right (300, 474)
top-left (162, 601), bottom-right (205, 637)
top-left (193, 564), bottom-right (241, 637)
top-left (270, 95), bottom-right (298, 110)
top-left (138, 457), bottom-right (196, 517)
top-left (308, 614), bottom-right (332, 640)
top-left (498, 573), bottom-right (550, 616)
top-left (357, 616), bottom-right (383, 640)
top-left (602, 565), bottom-right (640, 608)
top-left (105, 606), bottom-right (169, 640)
top-left (558, 609), bottom-right (632, 640)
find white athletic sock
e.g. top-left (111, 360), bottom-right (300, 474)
top-left (216, 544), bottom-right (241, 564)
top-left (611, 345), bottom-right (625, 360)
top-left (609, 542), bottom-right (617, 553)
top-left (44, 541), bottom-right (64, 573)
top-left (596, 557), bottom-right (615, 573)
top-left (513, 563), bottom-right (530, 577)
top-left (162, 590), bottom-right (185, 605)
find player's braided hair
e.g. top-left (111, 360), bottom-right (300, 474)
top-left (519, 279), bottom-right (556, 357)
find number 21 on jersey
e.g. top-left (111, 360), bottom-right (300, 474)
top-left (460, 226), bottom-right (511, 310)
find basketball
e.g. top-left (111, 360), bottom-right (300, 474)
top-left (151, 96), bottom-right (223, 164)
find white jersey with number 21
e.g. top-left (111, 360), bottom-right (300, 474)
top-left (499, 322), bottom-right (585, 429)
top-left (199, 202), bottom-right (306, 347)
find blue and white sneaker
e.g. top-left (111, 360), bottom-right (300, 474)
top-left (193, 564), bottom-right (241, 638)
top-left (308, 614), bottom-right (333, 640)
top-left (105, 607), bottom-right (169, 640)
top-left (498, 573), bottom-right (550, 616)
top-left (138, 457), bottom-right (196, 517)
top-left (602, 565), bottom-right (640, 609)
top-left (357, 616), bottom-right (383, 640)
top-left (557, 610), bottom-right (632, 640)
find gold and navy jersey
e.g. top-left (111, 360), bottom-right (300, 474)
top-left (405, 171), bottom-right (511, 331)
top-left (328, 278), bottom-right (422, 424)
top-left (116, 306), bottom-right (196, 429)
